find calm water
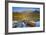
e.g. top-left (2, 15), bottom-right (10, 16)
top-left (13, 21), bottom-right (40, 28)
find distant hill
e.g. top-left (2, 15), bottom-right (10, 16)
top-left (33, 10), bottom-right (40, 14)
top-left (13, 9), bottom-right (32, 13)
top-left (13, 9), bottom-right (40, 14)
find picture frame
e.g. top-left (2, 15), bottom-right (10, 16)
top-left (5, 1), bottom-right (45, 34)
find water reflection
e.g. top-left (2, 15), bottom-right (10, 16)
top-left (13, 20), bottom-right (40, 28)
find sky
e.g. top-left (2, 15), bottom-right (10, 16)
top-left (12, 7), bottom-right (40, 12)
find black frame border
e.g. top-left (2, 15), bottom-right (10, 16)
top-left (5, 1), bottom-right (45, 34)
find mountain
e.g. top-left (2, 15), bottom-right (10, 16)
top-left (33, 10), bottom-right (40, 14)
